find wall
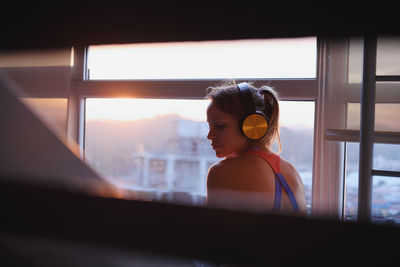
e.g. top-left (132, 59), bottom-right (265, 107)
top-left (0, 67), bottom-right (101, 186)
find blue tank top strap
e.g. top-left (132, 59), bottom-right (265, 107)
top-left (244, 148), bottom-right (300, 212)
top-left (274, 173), bottom-right (300, 212)
top-left (274, 175), bottom-right (282, 210)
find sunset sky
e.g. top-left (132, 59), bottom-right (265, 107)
top-left (87, 37), bottom-right (316, 79)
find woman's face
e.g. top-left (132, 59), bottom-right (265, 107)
top-left (206, 100), bottom-right (248, 158)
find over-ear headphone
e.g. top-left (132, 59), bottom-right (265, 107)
top-left (237, 82), bottom-right (269, 140)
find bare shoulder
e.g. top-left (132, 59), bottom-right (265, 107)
top-left (206, 155), bottom-right (276, 211)
top-left (279, 156), bottom-right (304, 188)
top-left (206, 158), bottom-right (243, 189)
top-left (280, 157), bottom-right (301, 177)
top-left (207, 154), bottom-right (274, 192)
top-left (206, 160), bottom-right (225, 188)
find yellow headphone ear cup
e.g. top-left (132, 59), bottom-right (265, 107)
top-left (242, 113), bottom-right (268, 140)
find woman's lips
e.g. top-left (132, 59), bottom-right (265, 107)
top-left (212, 144), bottom-right (222, 150)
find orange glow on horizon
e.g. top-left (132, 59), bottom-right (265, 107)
top-left (85, 98), bottom-right (315, 128)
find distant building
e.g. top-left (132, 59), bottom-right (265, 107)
top-left (126, 119), bottom-right (218, 206)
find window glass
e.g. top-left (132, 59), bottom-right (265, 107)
top-left (84, 98), bottom-right (213, 205)
top-left (344, 142), bottom-right (359, 221)
top-left (84, 98), bottom-right (314, 211)
top-left (275, 101), bottom-right (314, 213)
top-left (346, 103), bottom-right (400, 132)
top-left (87, 37), bottom-right (317, 80)
top-left (372, 176), bottom-right (400, 224)
top-left (344, 143), bottom-right (400, 223)
top-left (377, 36), bottom-right (400, 76)
top-left (374, 143), bottom-right (400, 172)
top-left (348, 36), bottom-right (400, 83)
top-left (348, 36), bottom-right (400, 84)
top-left (348, 37), bottom-right (363, 84)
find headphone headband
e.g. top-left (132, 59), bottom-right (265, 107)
top-left (237, 82), bottom-right (255, 114)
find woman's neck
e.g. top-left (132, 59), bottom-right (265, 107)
top-left (243, 143), bottom-right (272, 155)
top-left (249, 143), bottom-right (268, 151)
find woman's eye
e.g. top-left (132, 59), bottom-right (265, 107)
top-left (216, 124), bottom-right (226, 129)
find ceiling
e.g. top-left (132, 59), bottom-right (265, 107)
top-left (1, 0), bottom-right (399, 50)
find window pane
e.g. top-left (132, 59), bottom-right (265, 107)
top-left (372, 176), bottom-right (400, 224)
top-left (348, 38), bottom-right (363, 84)
top-left (274, 101), bottom-right (314, 214)
top-left (345, 143), bottom-right (400, 223)
top-left (374, 143), bottom-right (400, 172)
top-left (348, 36), bottom-right (400, 83)
top-left (344, 143), bottom-right (359, 221)
top-left (346, 103), bottom-right (400, 132)
top-left (87, 37), bottom-right (316, 80)
top-left (84, 98), bottom-right (214, 206)
top-left (377, 36), bottom-right (400, 76)
top-left (84, 98), bottom-right (314, 211)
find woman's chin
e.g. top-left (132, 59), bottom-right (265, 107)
top-left (215, 150), bottom-right (224, 158)
top-left (215, 151), bottom-right (226, 158)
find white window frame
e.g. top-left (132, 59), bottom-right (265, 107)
top-left (318, 37), bottom-right (400, 222)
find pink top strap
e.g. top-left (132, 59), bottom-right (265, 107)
top-left (243, 149), bottom-right (281, 173)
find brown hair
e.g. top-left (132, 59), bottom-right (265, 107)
top-left (206, 80), bottom-right (281, 151)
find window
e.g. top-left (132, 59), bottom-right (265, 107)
top-left (345, 143), bottom-right (400, 223)
top-left (321, 37), bottom-right (400, 222)
top-left (84, 98), bottom-right (314, 210)
top-left (347, 103), bottom-right (400, 132)
top-left (86, 37), bottom-right (316, 80)
top-left (84, 99), bottom-right (213, 206)
top-left (0, 37), bottom-right (317, 214)
top-left (348, 36), bottom-right (400, 84)
top-left (65, 37), bottom-right (319, 213)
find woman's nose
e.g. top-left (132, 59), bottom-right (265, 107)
top-left (207, 128), bottom-right (215, 140)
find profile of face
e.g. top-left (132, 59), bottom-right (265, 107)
top-left (206, 100), bottom-right (248, 158)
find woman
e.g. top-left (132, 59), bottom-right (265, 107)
top-left (205, 80), bottom-right (307, 215)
